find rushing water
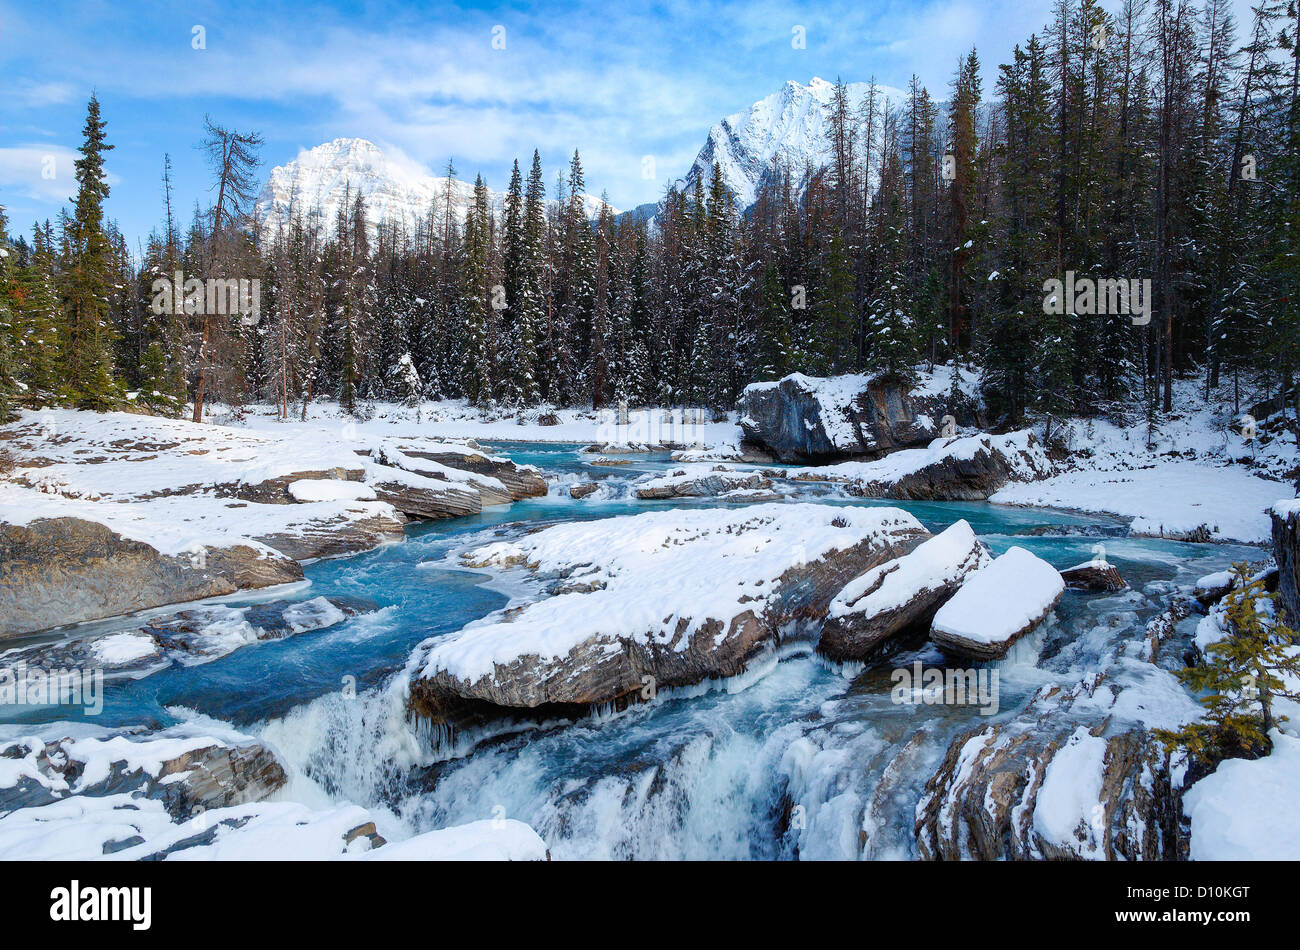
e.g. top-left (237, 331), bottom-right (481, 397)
top-left (0, 441), bottom-right (1265, 858)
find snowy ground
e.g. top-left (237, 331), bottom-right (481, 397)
top-left (992, 375), bottom-right (1297, 544)
top-left (991, 462), bottom-right (1284, 544)
top-left (228, 399), bottom-right (745, 451)
top-left (0, 408), bottom-right (401, 558)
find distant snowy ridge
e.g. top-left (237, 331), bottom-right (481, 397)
top-left (258, 79), bottom-right (914, 239)
top-left (256, 138), bottom-right (615, 241)
top-left (672, 77), bottom-right (907, 211)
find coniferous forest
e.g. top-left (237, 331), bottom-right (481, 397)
top-left (2, 0), bottom-right (1298, 433)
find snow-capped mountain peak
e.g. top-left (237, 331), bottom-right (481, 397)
top-left (256, 138), bottom-right (614, 241)
top-left (673, 77), bottom-right (908, 209)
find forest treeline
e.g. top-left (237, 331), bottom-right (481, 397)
top-left (1, 0), bottom-right (1297, 428)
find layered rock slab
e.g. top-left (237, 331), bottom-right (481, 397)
top-left (819, 520), bottom-right (990, 662)
top-left (929, 546), bottom-right (1065, 660)
top-left (408, 504), bottom-right (929, 738)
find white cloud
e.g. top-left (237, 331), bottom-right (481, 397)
top-left (0, 145), bottom-right (122, 205)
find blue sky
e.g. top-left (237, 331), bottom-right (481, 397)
top-left (0, 0), bottom-right (1254, 248)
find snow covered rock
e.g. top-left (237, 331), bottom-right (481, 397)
top-left (819, 520), bottom-right (990, 662)
top-left (737, 372), bottom-right (938, 463)
top-left (0, 517), bottom-right (303, 640)
top-left (930, 546), bottom-right (1065, 660)
top-left (407, 504), bottom-right (928, 741)
top-left (1193, 569), bottom-right (1236, 607)
top-left (0, 722), bottom-right (287, 817)
top-left (1183, 730), bottom-right (1300, 860)
top-left (233, 467), bottom-right (367, 504)
top-left (915, 677), bottom-right (1188, 861)
top-left (1060, 559), bottom-right (1127, 592)
top-left (0, 720), bottom-right (548, 860)
top-left (569, 482), bottom-right (599, 499)
top-left (798, 431), bottom-right (1052, 501)
top-left (2, 595), bottom-right (374, 679)
top-left (634, 465), bottom-right (776, 500)
top-left (1274, 501), bottom-right (1300, 624)
top-left (380, 441), bottom-right (547, 503)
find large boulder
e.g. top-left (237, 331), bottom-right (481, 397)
top-left (0, 517), bottom-right (303, 641)
top-left (1274, 501), bottom-right (1300, 624)
top-left (634, 466), bottom-right (776, 500)
top-left (915, 676), bottom-right (1187, 861)
top-left (737, 373), bottom-right (942, 463)
top-left (929, 546), bottom-right (1065, 660)
top-left (407, 504), bottom-right (929, 743)
top-left (796, 431), bottom-right (1053, 501)
top-left (0, 725), bottom-right (288, 816)
top-left (819, 520), bottom-right (990, 662)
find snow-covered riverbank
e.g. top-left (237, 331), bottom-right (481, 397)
top-left (1, 377), bottom-right (1297, 862)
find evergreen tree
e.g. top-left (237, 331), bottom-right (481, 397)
top-left (1158, 565), bottom-right (1300, 758)
top-left (60, 95), bottom-right (120, 409)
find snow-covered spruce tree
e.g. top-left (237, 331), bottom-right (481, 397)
top-left (60, 95), bottom-right (120, 410)
top-left (394, 351), bottom-right (422, 419)
top-left (0, 208), bottom-right (17, 420)
top-left (589, 197), bottom-right (616, 408)
top-left (944, 48), bottom-right (982, 354)
top-left (460, 175), bottom-right (494, 406)
top-left (552, 150), bottom-right (595, 406)
top-left (509, 150), bottom-right (545, 405)
top-left (14, 221), bottom-right (63, 406)
top-left (1157, 565), bottom-right (1300, 760)
top-left (755, 261), bottom-right (792, 381)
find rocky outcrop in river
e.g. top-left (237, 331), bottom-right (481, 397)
top-left (634, 466), bottom-right (777, 500)
top-left (0, 412), bottom-right (552, 637)
top-left (407, 505), bottom-right (930, 741)
top-left (737, 373), bottom-right (943, 463)
top-left (915, 676), bottom-right (1186, 860)
top-left (2, 595), bottom-right (375, 678)
top-left (0, 517), bottom-right (303, 640)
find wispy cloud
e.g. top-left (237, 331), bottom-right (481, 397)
top-left (0, 145), bottom-right (109, 204)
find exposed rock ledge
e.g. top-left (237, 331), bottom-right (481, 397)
top-left (0, 410), bottom-right (551, 638)
top-left (0, 518), bottom-right (303, 639)
top-left (915, 675), bottom-right (1187, 860)
top-left (737, 372), bottom-right (946, 463)
top-left (793, 431), bottom-right (1052, 501)
top-left (407, 504), bottom-right (929, 743)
